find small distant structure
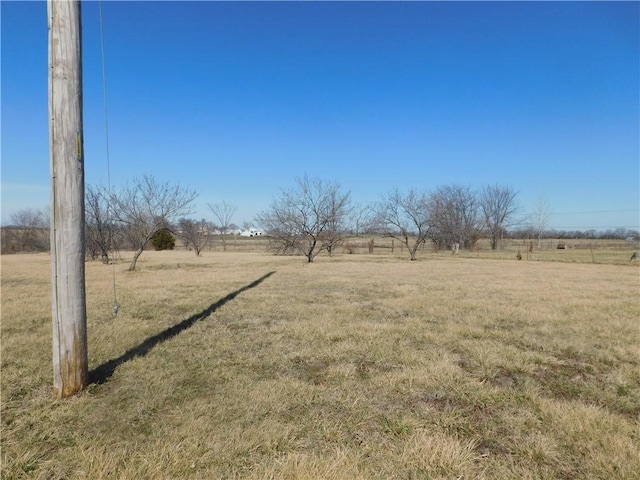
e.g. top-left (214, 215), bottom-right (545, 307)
top-left (240, 228), bottom-right (264, 237)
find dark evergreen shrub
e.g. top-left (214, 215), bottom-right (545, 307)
top-left (151, 228), bottom-right (175, 251)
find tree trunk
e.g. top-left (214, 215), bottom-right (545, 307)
top-left (491, 234), bottom-right (498, 250)
top-left (129, 246), bottom-right (145, 271)
top-left (49, 0), bottom-right (88, 398)
top-left (305, 237), bottom-right (317, 263)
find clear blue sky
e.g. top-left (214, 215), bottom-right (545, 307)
top-left (2, 1), bottom-right (639, 231)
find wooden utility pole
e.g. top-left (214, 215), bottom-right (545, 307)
top-left (48, 0), bottom-right (88, 398)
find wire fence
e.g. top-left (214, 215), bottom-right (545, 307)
top-left (177, 235), bottom-right (639, 265)
top-left (2, 228), bottom-right (638, 265)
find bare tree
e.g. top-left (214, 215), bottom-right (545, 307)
top-left (177, 218), bottom-right (210, 256)
top-left (371, 188), bottom-right (430, 261)
top-left (111, 175), bottom-right (198, 271)
top-left (7, 207), bottom-right (50, 252)
top-left (256, 175), bottom-right (351, 263)
top-left (531, 194), bottom-right (551, 249)
top-left (480, 184), bottom-right (519, 250)
top-left (346, 202), bottom-right (375, 237)
top-left (320, 183), bottom-right (353, 256)
top-left (428, 185), bottom-right (479, 251)
top-left (85, 185), bottom-right (116, 263)
top-left (207, 201), bottom-right (237, 251)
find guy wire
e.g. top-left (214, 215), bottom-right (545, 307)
top-left (98, 0), bottom-right (119, 317)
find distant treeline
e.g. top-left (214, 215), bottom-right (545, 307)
top-left (511, 227), bottom-right (639, 241)
top-left (2, 175), bottom-right (638, 259)
top-left (2, 223), bottom-right (637, 256)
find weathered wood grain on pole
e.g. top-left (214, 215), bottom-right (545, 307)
top-left (48, 0), bottom-right (88, 398)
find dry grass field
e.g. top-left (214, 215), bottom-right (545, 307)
top-left (2, 250), bottom-right (639, 479)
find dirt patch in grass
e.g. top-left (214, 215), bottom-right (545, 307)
top-left (531, 359), bottom-right (640, 419)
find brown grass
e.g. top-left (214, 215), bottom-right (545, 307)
top-left (2, 250), bottom-right (639, 479)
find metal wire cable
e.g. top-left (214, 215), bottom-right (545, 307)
top-left (98, 0), bottom-right (119, 317)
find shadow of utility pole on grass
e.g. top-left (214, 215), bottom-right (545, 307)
top-left (89, 271), bottom-right (276, 385)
